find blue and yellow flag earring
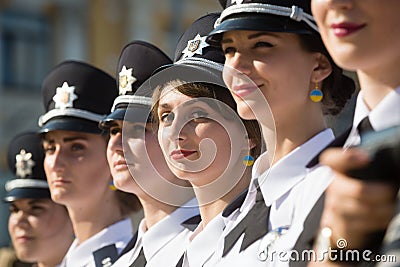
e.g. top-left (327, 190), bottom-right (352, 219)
top-left (310, 83), bottom-right (323, 102)
top-left (243, 155), bottom-right (254, 166)
top-left (109, 180), bottom-right (117, 191)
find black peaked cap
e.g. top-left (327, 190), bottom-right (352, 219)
top-left (99, 41), bottom-right (172, 128)
top-left (39, 60), bottom-right (118, 134)
top-left (4, 132), bottom-right (50, 202)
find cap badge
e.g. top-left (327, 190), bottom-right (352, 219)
top-left (182, 34), bottom-right (209, 59)
top-left (53, 82), bottom-right (78, 110)
top-left (15, 149), bottom-right (35, 178)
top-left (119, 65), bottom-right (137, 95)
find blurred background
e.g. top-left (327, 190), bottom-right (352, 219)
top-left (0, 0), bottom-right (356, 248)
top-left (0, 0), bottom-right (222, 248)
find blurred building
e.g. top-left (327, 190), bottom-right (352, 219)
top-left (0, 0), bottom-right (221, 248)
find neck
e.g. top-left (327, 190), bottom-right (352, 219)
top-left (36, 253), bottom-right (65, 267)
top-left (195, 166), bottom-right (252, 227)
top-left (261, 110), bottom-right (326, 165)
top-left (357, 68), bottom-right (400, 110)
top-left (67, 192), bottom-right (124, 244)
top-left (138, 194), bottom-right (178, 230)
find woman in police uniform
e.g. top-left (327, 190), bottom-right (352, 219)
top-left (309, 1), bottom-right (400, 265)
top-left (204, 0), bottom-right (356, 266)
top-left (4, 131), bottom-right (74, 267)
top-left (39, 61), bottom-right (140, 267)
top-left (99, 40), bottom-right (199, 267)
top-left (152, 13), bottom-right (262, 266)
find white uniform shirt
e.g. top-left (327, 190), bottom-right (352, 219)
top-left (112, 198), bottom-right (199, 267)
top-left (60, 218), bottom-right (134, 267)
top-left (207, 129), bottom-right (335, 267)
top-left (345, 87), bottom-right (400, 147)
top-left (182, 213), bottom-right (226, 267)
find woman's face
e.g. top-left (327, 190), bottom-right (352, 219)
top-left (107, 120), bottom-right (186, 196)
top-left (43, 130), bottom-right (111, 206)
top-left (222, 31), bottom-right (321, 123)
top-left (157, 88), bottom-right (249, 187)
top-left (8, 198), bottom-right (73, 263)
top-left (311, 0), bottom-right (400, 71)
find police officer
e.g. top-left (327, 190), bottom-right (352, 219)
top-left (309, 1), bottom-right (400, 266)
top-left (4, 131), bottom-right (74, 267)
top-left (205, 0), bottom-right (355, 266)
top-left (38, 61), bottom-right (140, 267)
top-left (99, 40), bottom-right (199, 267)
top-left (150, 12), bottom-right (262, 267)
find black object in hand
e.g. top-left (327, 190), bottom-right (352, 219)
top-left (346, 126), bottom-right (400, 184)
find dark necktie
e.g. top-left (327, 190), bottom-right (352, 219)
top-left (357, 116), bottom-right (375, 141)
top-left (129, 247), bottom-right (146, 267)
top-left (223, 181), bottom-right (271, 257)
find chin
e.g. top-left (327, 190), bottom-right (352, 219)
top-left (113, 175), bottom-right (133, 192)
top-left (237, 103), bottom-right (256, 120)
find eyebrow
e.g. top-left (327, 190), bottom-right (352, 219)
top-left (221, 32), bottom-right (280, 44)
top-left (28, 199), bottom-right (47, 205)
top-left (43, 136), bottom-right (88, 143)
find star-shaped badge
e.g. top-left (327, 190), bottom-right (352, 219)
top-left (15, 149), bottom-right (36, 178)
top-left (231, 0), bottom-right (244, 4)
top-left (181, 34), bottom-right (210, 59)
top-left (119, 65), bottom-right (137, 95)
top-left (53, 82), bottom-right (78, 109)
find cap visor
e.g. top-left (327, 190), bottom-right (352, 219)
top-left (3, 188), bottom-right (51, 203)
top-left (207, 15), bottom-right (314, 46)
top-left (39, 117), bottom-right (104, 134)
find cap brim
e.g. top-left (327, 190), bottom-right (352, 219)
top-left (99, 105), bottom-right (152, 130)
top-left (3, 188), bottom-right (51, 203)
top-left (39, 117), bottom-right (104, 134)
top-left (207, 15), bottom-right (315, 46)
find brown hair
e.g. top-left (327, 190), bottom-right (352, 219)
top-left (299, 34), bottom-right (356, 116)
top-left (152, 80), bottom-right (262, 160)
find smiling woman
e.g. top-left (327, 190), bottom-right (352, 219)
top-left (203, 0), bottom-right (356, 266)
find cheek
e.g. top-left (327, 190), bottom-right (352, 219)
top-left (157, 127), bottom-right (170, 156)
top-left (222, 64), bottom-right (234, 90)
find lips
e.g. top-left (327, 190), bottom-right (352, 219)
top-left (231, 84), bottom-right (262, 98)
top-left (170, 149), bottom-right (196, 160)
top-left (113, 160), bottom-right (128, 170)
top-left (52, 178), bottom-right (71, 187)
top-left (15, 235), bottom-right (33, 243)
top-left (330, 22), bottom-right (366, 37)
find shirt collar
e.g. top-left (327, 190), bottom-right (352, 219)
top-left (142, 198), bottom-right (199, 260)
top-left (258, 129), bottom-right (335, 206)
top-left (65, 218), bottom-right (133, 266)
top-left (354, 87), bottom-right (400, 131)
top-left (186, 213), bottom-right (225, 266)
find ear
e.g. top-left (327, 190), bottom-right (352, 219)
top-left (248, 137), bottom-right (257, 150)
top-left (310, 53), bottom-right (332, 83)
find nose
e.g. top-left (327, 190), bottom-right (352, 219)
top-left (45, 145), bottom-right (66, 173)
top-left (162, 113), bottom-right (190, 146)
top-left (108, 133), bottom-right (123, 153)
top-left (326, 0), bottom-right (353, 10)
top-left (10, 210), bottom-right (29, 228)
top-left (226, 51), bottom-right (252, 76)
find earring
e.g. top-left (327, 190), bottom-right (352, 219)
top-left (310, 83), bottom-right (323, 102)
top-left (243, 155), bottom-right (254, 166)
top-left (109, 180), bottom-right (117, 191)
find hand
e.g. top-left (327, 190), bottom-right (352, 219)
top-left (319, 147), bottom-right (397, 249)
